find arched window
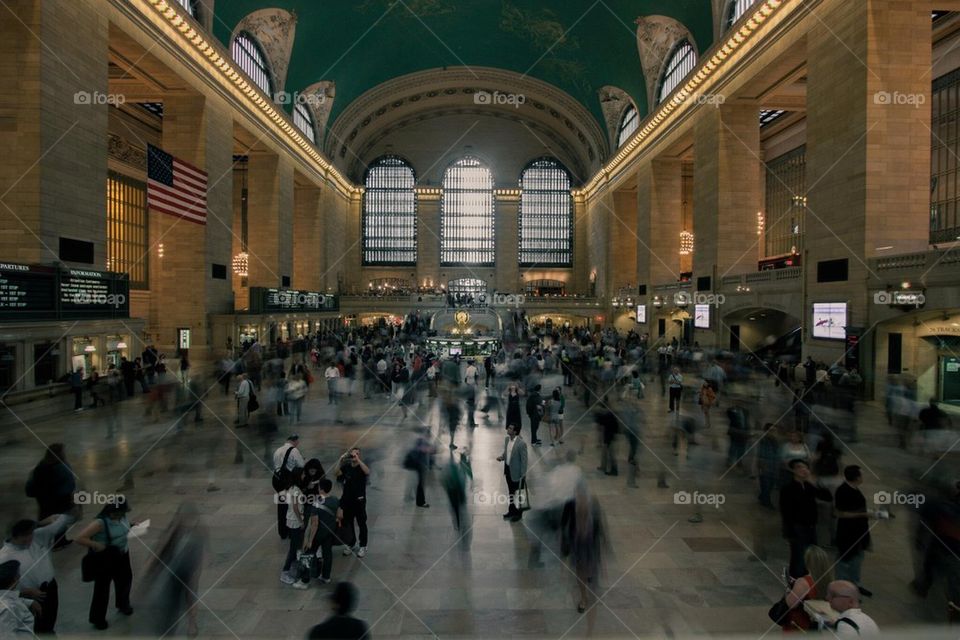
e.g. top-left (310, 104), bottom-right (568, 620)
top-left (616, 104), bottom-right (639, 148)
top-left (231, 31), bottom-right (273, 96)
top-left (727, 0), bottom-right (758, 27)
top-left (657, 40), bottom-right (697, 105)
top-left (363, 156), bottom-right (417, 265)
top-left (441, 156), bottom-right (495, 266)
top-left (519, 158), bottom-right (573, 267)
top-left (293, 101), bottom-right (316, 144)
top-left (175, 0), bottom-right (197, 18)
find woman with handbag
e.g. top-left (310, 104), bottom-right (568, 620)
top-left (768, 545), bottom-right (834, 632)
top-left (75, 501), bottom-right (136, 631)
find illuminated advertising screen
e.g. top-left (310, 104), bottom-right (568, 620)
top-left (812, 302), bottom-right (847, 340)
top-left (694, 304), bottom-right (710, 329)
top-left (636, 304), bottom-right (646, 323)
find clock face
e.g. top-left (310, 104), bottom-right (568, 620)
top-left (455, 310), bottom-right (469, 325)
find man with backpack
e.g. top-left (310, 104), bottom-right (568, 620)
top-left (272, 435), bottom-right (304, 540)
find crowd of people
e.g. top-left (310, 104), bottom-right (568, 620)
top-left (4, 316), bottom-right (960, 637)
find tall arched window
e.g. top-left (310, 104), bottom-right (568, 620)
top-left (441, 156), bottom-right (495, 266)
top-left (727, 0), bottom-right (758, 27)
top-left (519, 158), bottom-right (573, 267)
top-left (616, 104), bottom-right (639, 148)
top-left (293, 101), bottom-right (316, 144)
top-left (175, 0), bottom-right (197, 18)
top-left (231, 31), bottom-right (273, 96)
top-left (363, 156), bottom-right (417, 265)
top-left (657, 40), bottom-right (697, 105)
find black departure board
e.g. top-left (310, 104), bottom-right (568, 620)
top-left (250, 287), bottom-right (339, 314)
top-left (0, 262), bottom-right (129, 321)
top-left (0, 263), bottom-right (57, 319)
top-left (60, 269), bottom-right (129, 318)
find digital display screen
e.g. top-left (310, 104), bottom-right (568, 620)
top-left (812, 302), bottom-right (847, 340)
top-left (694, 304), bottom-right (710, 329)
top-left (636, 304), bottom-right (646, 323)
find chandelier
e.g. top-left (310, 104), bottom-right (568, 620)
top-left (757, 211), bottom-right (764, 236)
top-left (232, 252), bottom-right (249, 278)
top-left (679, 230), bottom-right (694, 255)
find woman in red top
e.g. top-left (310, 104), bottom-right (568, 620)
top-left (780, 545), bottom-right (833, 632)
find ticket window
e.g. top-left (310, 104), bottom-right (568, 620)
top-left (71, 338), bottom-right (96, 378)
top-left (105, 336), bottom-right (129, 370)
top-left (941, 356), bottom-right (960, 406)
top-left (0, 344), bottom-right (16, 393)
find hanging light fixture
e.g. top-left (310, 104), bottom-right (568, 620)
top-left (232, 251), bottom-right (249, 277)
top-left (679, 230), bottom-right (694, 255)
top-left (757, 211), bottom-right (764, 236)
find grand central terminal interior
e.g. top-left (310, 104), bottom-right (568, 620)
top-left (2, 0), bottom-right (960, 638)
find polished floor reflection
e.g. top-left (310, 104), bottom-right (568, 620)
top-left (0, 369), bottom-right (955, 638)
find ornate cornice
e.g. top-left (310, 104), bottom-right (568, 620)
top-left (108, 133), bottom-right (147, 169)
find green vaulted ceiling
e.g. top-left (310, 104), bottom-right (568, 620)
top-left (212, 0), bottom-right (716, 138)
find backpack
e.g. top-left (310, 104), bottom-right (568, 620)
top-left (271, 445), bottom-right (295, 492)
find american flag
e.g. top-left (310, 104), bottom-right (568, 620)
top-left (147, 144), bottom-right (208, 224)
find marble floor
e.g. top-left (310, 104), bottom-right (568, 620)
top-left (1, 370), bottom-right (957, 638)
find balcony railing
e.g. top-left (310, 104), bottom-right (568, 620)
top-left (868, 248), bottom-right (960, 272)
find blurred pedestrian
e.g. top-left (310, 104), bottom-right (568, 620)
top-left (305, 582), bottom-right (369, 639)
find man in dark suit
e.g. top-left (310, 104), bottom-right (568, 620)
top-left (497, 424), bottom-right (529, 522)
top-left (306, 581), bottom-right (369, 639)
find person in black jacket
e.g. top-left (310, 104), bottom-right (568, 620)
top-left (780, 459), bottom-right (832, 578)
top-left (25, 444), bottom-right (76, 549)
top-left (306, 582), bottom-right (369, 639)
top-left (526, 385), bottom-right (544, 446)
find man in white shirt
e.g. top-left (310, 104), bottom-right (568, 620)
top-left (825, 580), bottom-right (879, 636)
top-left (0, 516), bottom-right (72, 633)
top-left (324, 364), bottom-right (340, 404)
top-left (273, 435), bottom-right (305, 540)
top-left (464, 361), bottom-right (478, 386)
top-left (0, 560), bottom-right (37, 635)
top-left (234, 373), bottom-right (253, 426)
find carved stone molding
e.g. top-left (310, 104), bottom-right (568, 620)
top-left (231, 8), bottom-right (298, 96)
top-left (326, 67), bottom-right (608, 181)
top-left (598, 86), bottom-right (636, 151)
top-left (108, 133), bottom-right (146, 170)
top-left (635, 15), bottom-right (697, 112)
